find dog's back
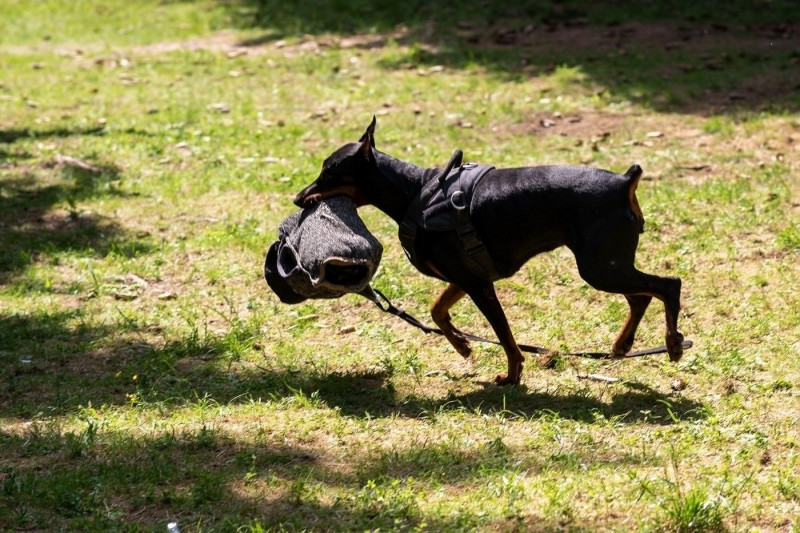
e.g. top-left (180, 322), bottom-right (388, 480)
top-left (471, 165), bottom-right (642, 277)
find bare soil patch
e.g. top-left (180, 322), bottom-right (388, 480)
top-left (470, 20), bottom-right (797, 53)
top-left (507, 111), bottom-right (631, 139)
top-left (129, 27), bottom-right (414, 58)
top-left (123, 19), bottom-right (799, 115)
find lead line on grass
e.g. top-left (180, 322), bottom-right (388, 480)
top-left (577, 373), bottom-right (620, 383)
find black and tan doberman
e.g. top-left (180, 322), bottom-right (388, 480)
top-left (295, 118), bottom-right (684, 385)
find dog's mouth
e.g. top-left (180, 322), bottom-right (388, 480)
top-left (294, 188), bottom-right (329, 208)
top-left (294, 191), bottom-right (322, 207)
top-left (294, 183), bottom-right (320, 207)
top-left (294, 184), bottom-right (366, 208)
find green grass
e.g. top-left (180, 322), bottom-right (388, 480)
top-left (2, 1), bottom-right (799, 531)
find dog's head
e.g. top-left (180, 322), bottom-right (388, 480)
top-left (294, 117), bottom-right (378, 208)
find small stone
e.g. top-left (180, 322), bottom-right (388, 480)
top-left (671, 378), bottom-right (687, 391)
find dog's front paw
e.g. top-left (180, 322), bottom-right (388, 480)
top-left (451, 332), bottom-right (473, 358)
top-left (609, 347), bottom-right (627, 359)
top-left (611, 338), bottom-right (634, 358)
top-left (493, 358), bottom-right (523, 385)
top-left (493, 372), bottom-right (521, 386)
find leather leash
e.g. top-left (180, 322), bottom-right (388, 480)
top-left (360, 286), bottom-right (692, 359)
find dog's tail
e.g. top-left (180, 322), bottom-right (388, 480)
top-left (624, 164), bottom-right (645, 233)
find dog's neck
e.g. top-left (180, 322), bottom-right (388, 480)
top-left (372, 150), bottom-right (439, 223)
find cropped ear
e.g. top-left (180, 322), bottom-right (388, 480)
top-left (359, 135), bottom-right (374, 162)
top-left (358, 115), bottom-right (376, 148)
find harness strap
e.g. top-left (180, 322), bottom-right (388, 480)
top-left (399, 150), bottom-right (500, 281)
top-left (359, 286), bottom-right (693, 359)
top-left (454, 163), bottom-right (499, 281)
top-left (399, 149), bottom-right (463, 265)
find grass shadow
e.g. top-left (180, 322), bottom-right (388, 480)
top-left (0, 127), bottom-right (150, 284)
top-left (228, 0), bottom-right (800, 114)
top-left (0, 125), bottom-right (106, 144)
top-left (0, 308), bottom-right (707, 529)
top-left (0, 424), bottom-right (324, 530)
top-left (0, 311), bottom-right (123, 416)
top-left (1, 315), bottom-right (704, 530)
top-left (1, 307), bottom-right (705, 428)
top-left (0, 176), bottom-right (124, 282)
top-left (297, 371), bottom-right (707, 425)
top-left (0, 421), bottom-right (541, 531)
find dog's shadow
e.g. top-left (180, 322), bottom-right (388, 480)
top-left (300, 369), bottom-right (707, 426)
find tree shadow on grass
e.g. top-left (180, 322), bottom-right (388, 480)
top-left (0, 127), bottom-right (150, 284)
top-left (1, 314), bottom-right (702, 530)
top-left (0, 310), bottom-right (707, 529)
top-left (2, 313), bottom-right (676, 529)
top-left (0, 420), bottom-right (548, 531)
top-left (228, 0), bottom-right (800, 114)
top-left (0, 125), bottom-right (107, 145)
top-left (0, 311), bottom-right (124, 416)
top-left (0, 306), bottom-right (706, 428)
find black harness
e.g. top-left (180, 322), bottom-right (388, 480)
top-left (376, 150), bottom-right (694, 359)
top-left (398, 149), bottom-right (500, 281)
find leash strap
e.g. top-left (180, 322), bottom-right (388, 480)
top-left (359, 286), bottom-right (692, 359)
top-left (361, 286), bottom-right (442, 335)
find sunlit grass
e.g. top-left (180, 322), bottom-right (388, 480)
top-left (2, 0), bottom-right (799, 531)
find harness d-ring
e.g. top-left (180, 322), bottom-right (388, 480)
top-left (450, 190), bottom-right (467, 210)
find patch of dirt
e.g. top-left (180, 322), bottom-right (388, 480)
top-left (40, 19), bottom-right (794, 115)
top-left (471, 20), bottom-right (798, 53)
top-left (464, 20), bottom-right (799, 113)
top-left (122, 20), bottom-right (796, 62)
top-left (135, 20), bottom-right (794, 115)
top-left (128, 27), bottom-right (414, 58)
top-left (507, 111), bottom-right (631, 139)
top-left (133, 30), bottom-right (244, 55)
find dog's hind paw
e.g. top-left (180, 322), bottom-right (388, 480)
top-left (666, 332), bottom-right (685, 362)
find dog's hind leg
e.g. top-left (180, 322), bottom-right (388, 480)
top-left (611, 294), bottom-right (652, 357)
top-left (464, 282), bottom-right (524, 385)
top-left (431, 283), bottom-right (472, 357)
top-left (572, 215), bottom-right (684, 361)
top-left (579, 263), bottom-right (683, 360)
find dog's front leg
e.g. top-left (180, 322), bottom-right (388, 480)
top-left (465, 283), bottom-right (524, 385)
top-left (431, 283), bottom-right (472, 357)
